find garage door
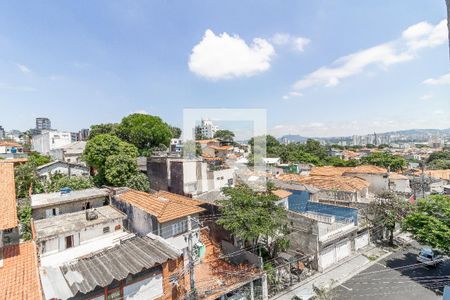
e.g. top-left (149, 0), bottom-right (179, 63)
top-left (355, 232), bottom-right (369, 250)
top-left (336, 239), bottom-right (351, 261)
top-left (319, 246), bottom-right (336, 270)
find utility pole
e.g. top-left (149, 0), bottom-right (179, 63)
top-left (187, 216), bottom-right (197, 300)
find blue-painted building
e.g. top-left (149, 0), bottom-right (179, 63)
top-left (287, 189), bottom-right (358, 224)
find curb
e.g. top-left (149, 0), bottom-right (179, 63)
top-left (271, 247), bottom-right (392, 300)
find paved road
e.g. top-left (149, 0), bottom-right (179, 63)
top-left (334, 246), bottom-right (450, 300)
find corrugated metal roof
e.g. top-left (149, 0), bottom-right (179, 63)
top-left (59, 235), bottom-right (181, 296)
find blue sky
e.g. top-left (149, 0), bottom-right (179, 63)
top-left (0, 0), bottom-right (448, 138)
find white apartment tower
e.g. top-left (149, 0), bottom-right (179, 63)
top-left (198, 119), bottom-right (218, 139)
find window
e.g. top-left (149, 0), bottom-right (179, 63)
top-left (41, 241), bottom-right (46, 254)
top-left (103, 226), bottom-right (110, 234)
top-left (172, 222), bottom-right (184, 236)
top-left (65, 235), bottom-right (74, 249)
top-left (52, 208), bottom-right (57, 216)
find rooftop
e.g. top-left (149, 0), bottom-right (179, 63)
top-left (425, 169), bottom-right (450, 181)
top-left (0, 157), bottom-right (28, 164)
top-left (33, 205), bottom-right (126, 241)
top-left (389, 173), bottom-right (409, 180)
top-left (0, 141), bottom-right (22, 147)
top-left (40, 234), bottom-right (181, 299)
top-left (0, 242), bottom-right (42, 300)
top-left (115, 189), bottom-right (205, 223)
top-left (0, 163), bottom-right (18, 230)
top-left (195, 232), bottom-right (261, 299)
top-left (272, 189), bottom-right (293, 199)
top-left (310, 165), bottom-right (387, 176)
top-left (36, 160), bottom-right (89, 171)
top-left (31, 187), bottom-right (109, 209)
top-left (279, 174), bottom-right (369, 192)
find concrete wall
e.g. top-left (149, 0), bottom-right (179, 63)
top-left (207, 168), bottom-right (235, 191)
top-left (348, 173), bottom-right (388, 194)
top-left (37, 163), bottom-right (89, 179)
top-left (286, 211), bottom-right (319, 270)
top-left (147, 157), bottom-right (170, 192)
top-left (111, 196), bottom-right (157, 236)
top-left (32, 197), bottom-right (106, 220)
top-left (38, 218), bottom-right (123, 256)
top-left (32, 131), bottom-right (72, 154)
top-left (389, 178), bottom-right (411, 194)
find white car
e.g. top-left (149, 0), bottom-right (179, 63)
top-left (417, 248), bottom-right (444, 267)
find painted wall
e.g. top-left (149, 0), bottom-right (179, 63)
top-left (32, 197), bottom-right (106, 220)
top-left (38, 218), bottom-right (123, 256)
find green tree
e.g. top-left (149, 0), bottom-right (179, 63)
top-left (366, 191), bottom-right (411, 246)
top-left (361, 151), bottom-right (406, 171)
top-left (18, 200), bottom-right (32, 241)
top-left (15, 163), bottom-right (44, 198)
top-left (427, 151), bottom-right (450, 163)
top-left (214, 129), bottom-right (235, 142)
top-left (44, 173), bottom-right (94, 192)
top-left (248, 135), bottom-right (281, 158)
top-left (403, 195), bottom-right (450, 253)
top-left (117, 113), bottom-right (172, 155)
top-left (217, 185), bottom-right (289, 258)
top-left (126, 173), bottom-right (150, 192)
top-left (170, 126), bottom-right (182, 139)
top-left (83, 134), bottom-right (138, 185)
top-left (104, 154), bottom-right (139, 186)
top-left (304, 139), bottom-right (327, 160)
top-left (28, 151), bottom-right (51, 166)
top-left (89, 123), bottom-right (119, 139)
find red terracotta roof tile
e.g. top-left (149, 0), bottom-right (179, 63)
top-left (0, 163), bottom-right (18, 230)
top-left (0, 242), bottom-right (43, 300)
top-left (116, 190), bottom-right (205, 223)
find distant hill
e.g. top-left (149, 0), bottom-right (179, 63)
top-left (279, 135), bottom-right (309, 143)
top-left (279, 128), bottom-right (450, 142)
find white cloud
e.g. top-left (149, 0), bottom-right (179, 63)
top-left (271, 33), bottom-right (310, 52)
top-left (423, 73), bottom-right (450, 85)
top-left (420, 94), bottom-right (433, 100)
top-left (402, 20), bottom-right (447, 50)
top-left (292, 19), bottom-right (446, 91)
top-left (282, 91), bottom-right (303, 100)
top-left (16, 63), bottom-right (31, 74)
top-left (188, 29), bottom-right (275, 80)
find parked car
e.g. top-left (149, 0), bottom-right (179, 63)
top-left (417, 248), bottom-right (444, 267)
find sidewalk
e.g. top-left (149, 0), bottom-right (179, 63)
top-left (271, 245), bottom-right (391, 300)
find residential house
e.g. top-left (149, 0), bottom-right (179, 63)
top-left (147, 155), bottom-right (234, 197)
top-left (170, 138), bottom-right (183, 153)
top-left (277, 174), bottom-right (371, 205)
top-left (33, 205), bottom-right (127, 258)
top-left (32, 130), bottom-right (72, 154)
top-left (31, 188), bottom-right (110, 220)
top-left (283, 189), bottom-right (370, 271)
top-left (39, 234), bottom-right (185, 300)
top-left (194, 230), bottom-right (268, 300)
top-left (271, 189), bottom-right (292, 210)
top-left (36, 160), bottom-right (90, 179)
top-left (388, 173), bottom-right (412, 194)
top-left (0, 141), bottom-right (25, 159)
top-left (49, 141), bottom-right (86, 165)
top-left (0, 162), bottom-right (43, 299)
top-left (310, 165), bottom-right (389, 194)
top-left (112, 189), bottom-right (205, 253)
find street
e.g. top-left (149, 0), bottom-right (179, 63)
top-left (334, 245), bottom-right (450, 300)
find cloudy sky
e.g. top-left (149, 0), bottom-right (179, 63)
top-left (0, 1), bottom-right (448, 137)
